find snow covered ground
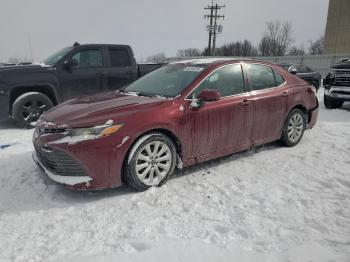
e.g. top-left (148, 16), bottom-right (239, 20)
top-left (0, 90), bottom-right (349, 262)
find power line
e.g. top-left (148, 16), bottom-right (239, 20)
top-left (204, 1), bottom-right (225, 56)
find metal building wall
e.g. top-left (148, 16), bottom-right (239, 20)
top-left (250, 54), bottom-right (350, 76)
top-left (324, 0), bottom-right (350, 54)
top-left (167, 54), bottom-right (350, 77)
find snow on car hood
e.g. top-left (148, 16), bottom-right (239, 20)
top-left (42, 91), bottom-right (167, 127)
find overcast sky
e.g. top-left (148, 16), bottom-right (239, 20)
top-left (0, 0), bottom-right (329, 62)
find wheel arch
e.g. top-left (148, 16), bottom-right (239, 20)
top-left (279, 104), bottom-right (308, 137)
top-left (128, 128), bottom-right (183, 158)
top-left (289, 104), bottom-right (307, 114)
top-left (121, 127), bottom-right (183, 184)
top-left (9, 85), bottom-right (59, 115)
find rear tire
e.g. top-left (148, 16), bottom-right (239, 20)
top-left (324, 94), bottom-right (343, 109)
top-left (280, 109), bottom-right (306, 147)
top-left (124, 133), bottom-right (177, 191)
top-left (12, 92), bottom-right (54, 128)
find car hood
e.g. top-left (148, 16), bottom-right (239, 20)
top-left (42, 91), bottom-right (168, 127)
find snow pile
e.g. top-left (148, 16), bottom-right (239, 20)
top-left (0, 92), bottom-right (349, 262)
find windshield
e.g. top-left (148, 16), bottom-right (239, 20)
top-left (123, 64), bottom-right (205, 97)
top-left (43, 47), bottom-right (73, 65)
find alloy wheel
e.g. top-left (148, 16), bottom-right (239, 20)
top-left (21, 100), bottom-right (48, 123)
top-left (287, 114), bottom-right (304, 143)
top-left (135, 141), bottom-right (172, 186)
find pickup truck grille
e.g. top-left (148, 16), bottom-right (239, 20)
top-left (334, 70), bottom-right (350, 86)
top-left (34, 143), bottom-right (86, 177)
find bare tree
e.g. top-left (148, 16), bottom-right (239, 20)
top-left (241, 40), bottom-right (258, 56)
top-left (177, 48), bottom-right (202, 57)
top-left (215, 40), bottom-right (258, 57)
top-left (7, 57), bottom-right (21, 64)
top-left (289, 45), bottom-right (306, 56)
top-left (308, 36), bottom-right (324, 55)
top-left (258, 36), bottom-right (271, 56)
top-left (146, 53), bottom-right (167, 63)
top-left (258, 21), bottom-right (294, 56)
top-left (7, 57), bottom-right (32, 64)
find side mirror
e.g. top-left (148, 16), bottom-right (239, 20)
top-left (63, 59), bottom-right (78, 71)
top-left (197, 89), bottom-right (221, 102)
top-left (189, 89), bottom-right (221, 110)
top-left (289, 67), bottom-right (298, 75)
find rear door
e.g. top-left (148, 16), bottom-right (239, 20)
top-left (184, 64), bottom-right (253, 160)
top-left (245, 63), bottom-right (289, 145)
top-left (104, 47), bottom-right (139, 91)
top-left (59, 47), bottom-right (105, 99)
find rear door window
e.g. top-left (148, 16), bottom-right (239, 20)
top-left (191, 64), bottom-right (245, 98)
top-left (109, 49), bottom-right (131, 67)
top-left (246, 64), bottom-right (276, 90)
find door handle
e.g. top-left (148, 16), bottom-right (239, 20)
top-left (96, 72), bottom-right (107, 77)
top-left (127, 71), bottom-right (135, 75)
top-left (240, 99), bottom-right (251, 106)
top-left (281, 91), bottom-right (290, 97)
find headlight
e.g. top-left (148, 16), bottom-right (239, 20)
top-left (69, 122), bottom-right (123, 140)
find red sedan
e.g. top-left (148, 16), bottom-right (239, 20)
top-left (33, 59), bottom-right (319, 191)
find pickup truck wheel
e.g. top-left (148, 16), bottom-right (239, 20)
top-left (12, 92), bottom-right (54, 128)
top-left (124, 133), bottom-right (177, 191)
top-left (324, 94), bottom-right (343, 109)
top-left (280, 109), bottom-right (306, 147)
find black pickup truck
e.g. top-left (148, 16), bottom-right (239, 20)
top-left (0, 43), bottom-right (163, 127)
top-left (324, 58), bottom-right (350, 109)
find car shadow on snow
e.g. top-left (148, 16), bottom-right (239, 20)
top-left (35, 174), bottom-right (137, 210)
top-left (173, 141), bottom-right (281, 180)
top-left (2, 141), bottom-right (282, 212)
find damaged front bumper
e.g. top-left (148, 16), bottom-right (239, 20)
top-left (32, 128), bottom-right (134, 190)
top-left (33, 152), bottom-right (93, 186)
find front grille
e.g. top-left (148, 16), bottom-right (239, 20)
top-left (35, 126), bottom-right (67, 136)
top-left (333, 90), bottom-right (350, 96)
top-left (34, 143), bottom-right (86, 177)
top-left (334, 70), bottom-right (350, 86)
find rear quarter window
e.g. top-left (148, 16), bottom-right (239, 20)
top-left (273, 70), bottom-right (285, 86)
top-left (246, 64), bottom-right (276, 90)
top-left (109, 49), bottom-right (131, 67)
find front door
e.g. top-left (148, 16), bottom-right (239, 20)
top-left (245, 63), bottom-right (289, 145)
top-left (183, 64), bottom-right (253, 161)
top-left (59, 48), bottom-right (105, 100)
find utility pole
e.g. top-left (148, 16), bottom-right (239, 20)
top-left (27, 36), bottom-right (33, 62)
top-left (204, 1), bottom-right (225, 56)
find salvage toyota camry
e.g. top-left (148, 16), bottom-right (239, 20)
top-left (33, 59), bottom-right (319, 191)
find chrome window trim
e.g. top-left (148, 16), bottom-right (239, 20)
top-left (245, 63), bottom-right (287, 93)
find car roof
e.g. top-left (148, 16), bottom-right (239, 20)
top-left (170, 57), bottom-right (263, 67)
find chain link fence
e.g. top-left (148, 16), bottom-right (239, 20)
top-left (166, 54), bottom-right (350, 77)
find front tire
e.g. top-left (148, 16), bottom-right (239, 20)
top-left (12, 92), bottom-right (54, 128)
top-left (124, 133), bottom-right (177, 191)
top-left (324, 94), bottom-right (343, 109)
top-left (280, 109), bottom-right (306, 147)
